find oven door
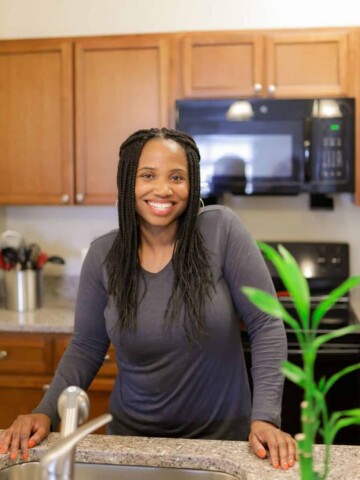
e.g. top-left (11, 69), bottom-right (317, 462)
top-left (283, 336), bottom-right (360, 445)
top-left (242, 331), bottom-right (360, 445)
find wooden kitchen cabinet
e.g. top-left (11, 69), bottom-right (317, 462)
top-left (74, 35), bottom-right (172, 204)
top-left (0, 34), bottom-right (172, 205)
top-left (0, 333), bottom-right (54, 429)
top-left (179, 28), bottom-right (355, 99)
top-left (0, 333), bottom-right (116, 434)
top-left (0, 39), bottom-right (74, 205)
top-left (180, 32), bottom-right (263, 98)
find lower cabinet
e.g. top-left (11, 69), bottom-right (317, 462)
top-left (0, 332), bottom-right (116, 434)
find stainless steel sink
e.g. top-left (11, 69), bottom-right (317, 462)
top-left (0, 462), bottom-right (241, 480)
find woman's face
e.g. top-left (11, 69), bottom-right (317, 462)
top-left (135, 138), bottom-right (190, 232)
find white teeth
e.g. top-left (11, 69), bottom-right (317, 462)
top-left (148, 202), bottom-right (173, 210)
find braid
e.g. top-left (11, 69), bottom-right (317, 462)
top-left (105, 127), bottom-right (215, 342)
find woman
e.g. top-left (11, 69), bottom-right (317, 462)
top-left (0, 128), bottom-right (296, 470)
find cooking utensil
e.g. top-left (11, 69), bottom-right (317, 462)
top-left (47, 255), bottom-right (65, 265)
top-left (1, 247), bottom-right (20, 269)
top-left (36, 253), bottom-right (65, 269)
top-left (23, 243), bottom-right (41, 269)
top-left (0, 230), bottom-right (25, 250)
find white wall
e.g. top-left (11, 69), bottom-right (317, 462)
top-left (1, 0), bottom-right (360, 306)
top-left (1, 0), bottom-right (360, 39)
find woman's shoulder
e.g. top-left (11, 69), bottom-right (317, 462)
top-left (198, 204), bottom-right (239, 226)
top-left (88, 229), bottom-right (119, 257)
top-left (197, 204), bottom-right (245, 242)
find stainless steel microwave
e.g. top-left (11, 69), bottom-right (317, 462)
top-left (175, 98), bottom-right (355, 199)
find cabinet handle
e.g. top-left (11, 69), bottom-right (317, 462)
top-left (0, 350), bottom-right (8, 360)
top-left (76, 193), bottom-right (85, 203)
top-left (43, 384), bottom-right (50, 392)
top-left (61, 194), bottom-right (70, 204)
top-left (104, 354), bottom-right (110, 362)
top-left (268, 84), bottom-right (276, 94)
top-left (254, 83), bottom-right (262, 93)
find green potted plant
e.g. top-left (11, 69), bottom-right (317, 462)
top-left (242, 242), bottom-right (360, 480)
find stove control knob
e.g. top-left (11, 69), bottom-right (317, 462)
top-left (331, 257), bottom-right (341, 264)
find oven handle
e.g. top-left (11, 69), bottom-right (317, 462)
top-left (287, 348), bottom-right (360, 355)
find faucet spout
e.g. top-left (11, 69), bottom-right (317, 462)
top-left (40, 413), bottom-right (112, 480)
top-left (58, 386), bottom-right (89, 437)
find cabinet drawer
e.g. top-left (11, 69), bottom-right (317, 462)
top-left (54, 337), bottom-right (117, 377)
top-left (0, 334), bottom-right (53, 374)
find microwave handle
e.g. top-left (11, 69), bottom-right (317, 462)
top-left (304, 117), bottom-right (312, 182)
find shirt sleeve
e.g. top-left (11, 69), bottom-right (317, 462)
top-left (221, 207), bottom-right (287, 428)
top-left (33, 241), bottom-right (110, 429)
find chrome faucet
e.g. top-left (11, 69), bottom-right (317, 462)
top-left (58, 386), bottom-right (89, 438)
top-left (39, 386), bottom-right (112, 480)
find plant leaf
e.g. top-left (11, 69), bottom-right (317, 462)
top-left (328, 410), bottom-right (360, 443)
top-left (323, 363), bottom-right (360, 395)
top-left (258, 242), bottom-right (310, 329)
top-left (281, 360), bottom-right (305, 386)
top-left (241, 286), bottom-right (305, 346)
top-left (312, 324), bottom-right (360, 352)
top-left (312, 276), bottom-right (360, 330)
top-left (278, 244), bottom-right (310, 328)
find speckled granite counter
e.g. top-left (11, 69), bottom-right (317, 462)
top-left (0, 433), bottom-right (360, 480)
top-left (0, 306), bottom-right (74, 333)
top-left (0, 275), bottom-right (76, 333)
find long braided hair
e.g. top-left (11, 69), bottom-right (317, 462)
top-left (105, 127), bottom-right (214, 343)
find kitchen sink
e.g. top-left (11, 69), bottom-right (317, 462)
top-left (0, 462), bottom-right (241, 480)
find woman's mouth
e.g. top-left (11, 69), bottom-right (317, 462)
top-left (146, 201), bottom-right (174, 215)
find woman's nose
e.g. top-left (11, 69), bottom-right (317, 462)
top-left (153, 180), bottom-right (172, 195)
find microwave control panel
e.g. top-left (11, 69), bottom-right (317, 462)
top-left (318, 119), bottom-right (346, 181)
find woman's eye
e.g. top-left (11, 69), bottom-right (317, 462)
top-left (171, 175), bottom-right (184, 182)
top-left (141, 173), bottom-right (153, 179)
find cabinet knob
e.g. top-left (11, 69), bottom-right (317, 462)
top-left (76, 193), bottom-right (85, 203)
top-left (0, 350), bottom-right (8, 360)
top-left (43, 384), bottom-right (50, 392)
top-left (268, 84), bottom-right (276, 94)
top-left (254, 83), bottom-right (262, 93)
top-left (61, 194), bottom-right (70, 204)
top-left (104, 354), bottom-right (110, 362)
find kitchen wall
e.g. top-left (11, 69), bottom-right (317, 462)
top-left (1, 0), bottom-right (360, 304)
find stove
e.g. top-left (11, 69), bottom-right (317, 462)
top-left (243, 241), bottom-right (360, 445)
top-left (262, 241), bottom-right (359, 330)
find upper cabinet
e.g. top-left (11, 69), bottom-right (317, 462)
top-left (180, 32), bottom-right (263, 98)
top-left (0, 39), bottom-right (74, 205)
top-left (179, 29), bottom-right (354, 99)
top-left (0, 34), bottom-right (172, 205)
top-left (74, 35), bottom-right (171, 204)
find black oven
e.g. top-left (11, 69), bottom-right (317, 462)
top-left (176, 98), bottom-right (355, 199)
top-left (242, 241), bottom-right (360, 445)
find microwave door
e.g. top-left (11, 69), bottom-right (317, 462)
top-left (195, 121), bottom-right (304, 196)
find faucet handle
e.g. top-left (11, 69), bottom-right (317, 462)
top-left (58, 386), bottom-right (90, 437)
top-left (40, 413), bottom-right (113, 480)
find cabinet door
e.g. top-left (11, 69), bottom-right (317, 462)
top-left (181, 32), bottom-right (263, 98)
top-left (265, 30), bottom-right (350, 98)
top-left (75, 35), bottom-right (171, 205)
top-left (0, 375), bottom-right (53, 429)
top-left (0, 39), bottom-right (74, 205)
top-left (0, 333), bottom-right (53, 374)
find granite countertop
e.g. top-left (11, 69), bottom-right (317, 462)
top-left (0, 276), bottom-right (76, 333)
top-left (0, 433), bottom-right (360, 480)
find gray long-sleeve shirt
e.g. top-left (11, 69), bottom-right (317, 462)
top-left (34, 205), bottom-right (287, 440)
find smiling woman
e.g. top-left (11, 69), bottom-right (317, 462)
top-left (0, 128), bottom-right (296, 472)
top-left (135, 138), bottom-right (190, 234)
